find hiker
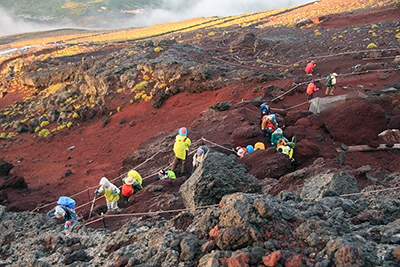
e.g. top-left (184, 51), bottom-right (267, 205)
top-left (261, 114), bottom-right (277, 142)
top-left (254, 142), bottom-right (265, 150)
top-left (47, 196), bottom-right (78, 229)
top-left (94, 177), bottom-right (120, 211)
top-left (259, 102), bottom-right (271, 125)
top-left (171, 127), bottom-right (191, 175)
top-left (325, 73), bottom-right (337, 96)
top-left (158, 169), bottom-right (176, 181)
top-left (246, 145), bottom-right (255, 153)
top-left (236, 146), bottom-right (247, 158)
top-left (192, 146), bottom-right (209, 168)
top-left (277, 139), bottom-right (295, 161)
top-left (121, 170), bottom-right (143, 203)
top-left (306, 82), bottom-right (319, 103)
top-left (305, 60), bottom-right (316, 74)
top-left (270, 128), bottom-right (285, 148)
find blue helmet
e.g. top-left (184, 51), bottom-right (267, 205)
top-left (179, 127), bottom-right (187, 136)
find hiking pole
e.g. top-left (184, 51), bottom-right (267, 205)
top-left (88, 194), bottom-right (96, 220)
top-left (101, 212), bottom-right (107, 228)
top-left (86, 186), bottom-right (90, 202)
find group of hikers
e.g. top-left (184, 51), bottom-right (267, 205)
top-left (48, 60), bottom-right (336, 229)
top-left (48, 126), bottom-right (209, 228)
top-left (236, 102), bottom-right (296, 161)
top-left (305, 60), bottom-right (338, 102)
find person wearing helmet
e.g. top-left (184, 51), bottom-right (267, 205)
top-left (171, 127), bottom-right (191, 175)
top-left (261, 114), bottom-right (277, 142)
top-left (94, 177), bottom-right (120, 211)
top-left (325, 73), bottom-right (337, 96)
top-left (270, 128), bottom-right (286, 148)
top-left (259, 102), bottom-right (271, 125)
top-left (47, 197), bottom-right (78, 229)
top-left (121, 170), bottom-right (143, 203)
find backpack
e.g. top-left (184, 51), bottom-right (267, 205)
top-left (325, 74), bottom-right (332, 86)
top-left (57, 196), bottom-right (76, 210)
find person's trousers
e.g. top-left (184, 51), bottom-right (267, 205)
top-left (171, 156), bottom-right (186, 174)
top-left (106, 201), bottom-right (119, 211)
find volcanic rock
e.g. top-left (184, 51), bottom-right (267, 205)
top-left (320, 98), bottom-right (387, 145)
top-left (179, 150), bottom-right (260, 209)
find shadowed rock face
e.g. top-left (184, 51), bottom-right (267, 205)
top-left (179, 149), bottom-right (260, 209)
top-left (320, 98), bottom-right (387, 145)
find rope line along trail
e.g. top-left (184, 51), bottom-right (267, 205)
top-left (84, 204), bottom-right (220, 226)
top-left (303, 186), bottom-right (400, 201)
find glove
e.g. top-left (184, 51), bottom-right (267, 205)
top-left (94, 190), bottom-right (98, 194)
top-left (271, 143), bottom-right (274, 146)
top-left (64, 221), bottom-right (72, 229)
top-left (112, 190), bottom-right (117, 194)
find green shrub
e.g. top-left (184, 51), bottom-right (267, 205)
top-left (0, 133), bottom-right (5, 138)
top-left (154, 47), bottom-right (163, 52)
top-left (57, 125), bottom-right (66, 130)
top-left (38, 129), bottom-right (50, 137)
top-left (396, 33), bottom-right (400, 39)
top-left (131, 81), bottom-right (148, 93)
top-left (315, 32), bottom-right (321, 36)
top-left (7, 132), bottom-right (15, 138)
top-left (67, 122), bottom-right (73, 128)
top-left (371, 24), bottom-right (378, 29)
top-left (35, 126), bottom-right (40, 132)
top-left (40, 121), bottom-right (50, 127)
top-left (367, 43), bottom-right (377, 49)
top-left (257, 59), bottom-right (262, 63)
top-left (293, 63), bottom-right (299, 67)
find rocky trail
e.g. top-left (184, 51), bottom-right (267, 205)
top-left (0, 1), bottom-right (400, 266)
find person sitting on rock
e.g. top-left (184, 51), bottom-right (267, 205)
top-left (121, 170), bottom-right (143, 203)
top-left (192, 146), bottom-right (209, 168)
top-left (171, 127), bottom-right (191, 175)
top-left (95, 177), bottom-right (120, 211)
top-left (261, 114), bottom-right (277, 142)
top-left (270, 128), bottom-right (286, 148)
top-left (47, 196), bottom-right (78, 229)
top-left (305, 60), bottom-right (316, 75)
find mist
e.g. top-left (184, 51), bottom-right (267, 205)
top-left (0, 0), bottom-right (313, 38)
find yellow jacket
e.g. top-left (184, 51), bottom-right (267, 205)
top-left (173, 135), bottom-right (191, 160)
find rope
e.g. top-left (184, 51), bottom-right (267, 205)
top-left (201, 137), bottom-right (236, 153)
top-left (84, 204), bottom-right (219, 226)
top-left (303, 186), bottom-right (400, 200)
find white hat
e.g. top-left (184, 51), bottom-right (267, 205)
top-left (55, 206), bottom-right (65, 218)
top-left (125, 176), bottom-right (134, 185)
top-left (333, 73), bottom-right (337, 76)
top-left (237, 148), bottom-right (245, 157)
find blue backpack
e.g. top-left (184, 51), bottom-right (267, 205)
top-left (57, 196), bottom-right (76, 209)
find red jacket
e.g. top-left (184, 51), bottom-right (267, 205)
top-left (305, 62), bottom-right (315, 73)
top-left (122, 184), bottom-right (134, 197)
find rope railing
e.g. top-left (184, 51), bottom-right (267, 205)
top-left (84, 204), bottom-right (220, 226)
top-left (303, 186), bottom-right (400, 201)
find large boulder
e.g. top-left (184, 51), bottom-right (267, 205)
top-left (300, 171), bottom-right (359, 199)
top-left (179, 150), bottom-right (260, 208)
top-left (237, 148), bottom-right (292, 179)
top-left (319, 98), bottom-right (387, 145)
top-left (0, 161), bottom-right (13, 177)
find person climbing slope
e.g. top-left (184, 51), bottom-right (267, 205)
top-left (192, 146), bottom-right (209, 168)
top-left (121, 170), bottom-right (143, 203)
top-left (94, 177), bottom-right (120, 211)
top-left (47, 196), bottom-right (78, 229)
top-left (305, 60), bottom-right (316, 75)
top-left (270, 128), bottom-right (285, 148)
top-left (158, 169), bottom-right (176, 181)
top-left (325, 73), bottom-right (337, 96)
top-left (261, 114), bottom-right (277, 142)
top-left (171, 127), bottom-right (191, 175)
top-left (306, 82), bottom-right (319, 103)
